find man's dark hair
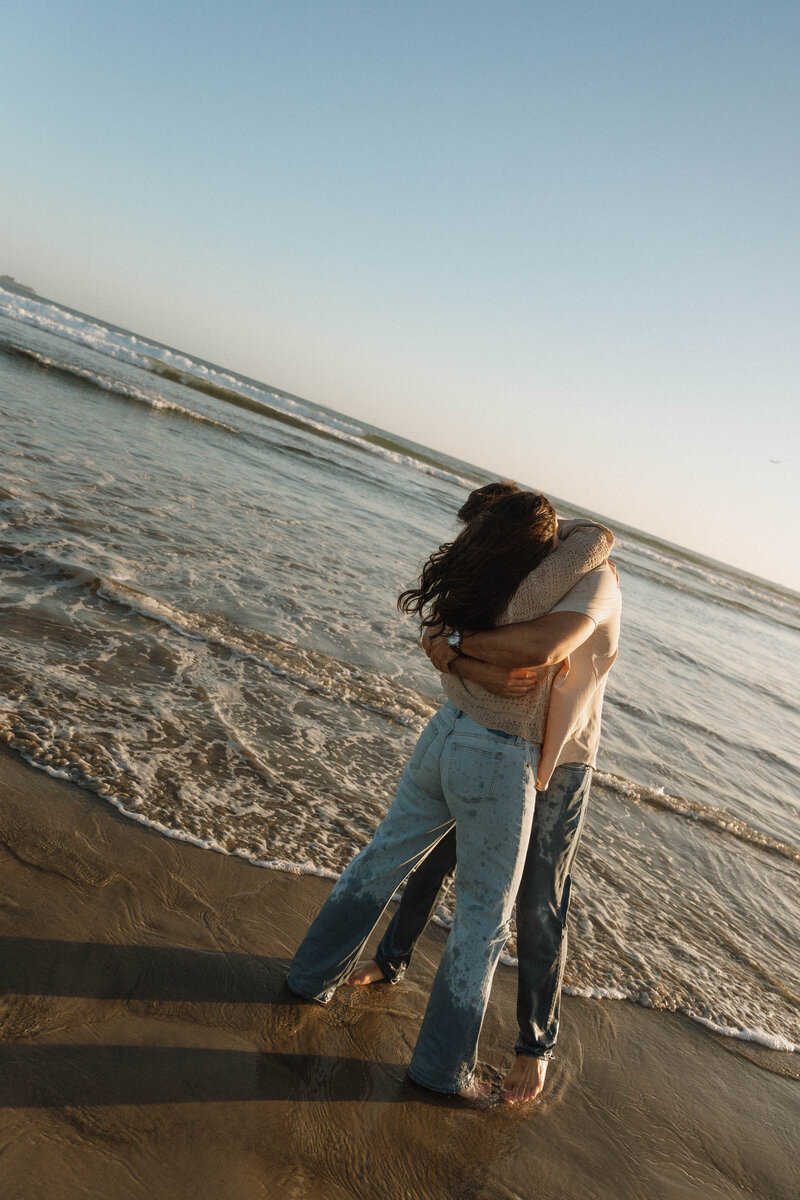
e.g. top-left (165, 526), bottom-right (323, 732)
top-left (457, 479), bottom-right (521, 523)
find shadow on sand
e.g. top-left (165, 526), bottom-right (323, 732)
top-left (1, 935), bottom-right (291, 1004)
top-left (0, 936), bottom-right (468, 1110)
top-left (0, 1044), bottom-right (436, 1107)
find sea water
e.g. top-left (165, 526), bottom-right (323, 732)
top-left (1, 283), bottom-right (798, 1055)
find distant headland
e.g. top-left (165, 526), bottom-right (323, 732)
top-left (0, 275), bottom-right (38, 296)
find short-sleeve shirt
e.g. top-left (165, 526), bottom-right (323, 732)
top-left (537, 562), bottom-right (621, 789)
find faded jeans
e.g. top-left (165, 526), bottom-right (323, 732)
top-left (287, 702), bottom-right (540, 1094)
top-left (374, 761), bottom-right (593, 1060)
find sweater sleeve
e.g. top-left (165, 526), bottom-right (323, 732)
top-left (501, 520), bottom-right (614, 625)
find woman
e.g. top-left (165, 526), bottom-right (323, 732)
top-left (287, 490), bottom-right (608, 1098)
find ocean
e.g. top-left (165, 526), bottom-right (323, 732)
top-left (1, 283), bottom-right (798, 1059)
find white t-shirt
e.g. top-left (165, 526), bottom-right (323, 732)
top-left (537, 561), bottom-right (621, 789)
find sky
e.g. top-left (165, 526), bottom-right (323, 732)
top-left (2, 1), bottom-right (799, 589)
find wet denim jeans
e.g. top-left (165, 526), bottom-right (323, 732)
top-left (287, 702), bottom-right (540, 1094)
top-left (374, 761), bottom-right (593, 1061)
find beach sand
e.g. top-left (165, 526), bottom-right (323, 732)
top-left (1, 746), bottom-right (798, 1200)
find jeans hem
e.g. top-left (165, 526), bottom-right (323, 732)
top-left (406, 1068), bottom-right (472, 1096)
top-left (286, 978), bottom-right (333, 1005)
top-left (514, 1045), bottom-right (555, 1062)
top-left (373, 952), bottom-right (406, 985)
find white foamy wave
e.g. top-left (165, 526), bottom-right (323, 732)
top-left (6, 343), bottom-right (240, 433)
top-left (563, 984), bottom-right (631, 1001)
top-left (612, 534), bottom-right (800, 629)
top-left (2, 743), bottom-right (341, 883)
top-left (688, 1015), bottom-right (797, 1053)
top-left (362, 445), bottom-right (476, 490)
top-left (93, 576), bottom-right (431, 730)
top-left (593, 770), bottom-right (800, 865)
top-left (500, 961), bottom-right (796, 1052)
top-left (1, 289), bottom-right (166, 372)
top-left (1, 286), bottom-right (475, 492)
top-left (0, 540), bottom-right (434, 732)
top-left (620, 535), bottom-right (798, 613)
top-left (149, 361), bottom-right (366, 438)
top-left (0, 286), bottom-right (355, 433)
top-left (294, 413), bottom-right (477, 489)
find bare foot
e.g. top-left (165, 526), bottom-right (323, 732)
top-left (458, 1077), bottom-right (493, 1101)
top-left (345, 960), bottom-right (386, 986)
top-left (501, 1055), bottom-right (548, 1103)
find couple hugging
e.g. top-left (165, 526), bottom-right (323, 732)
top-left (288, 481), bottom-right (621, 1104)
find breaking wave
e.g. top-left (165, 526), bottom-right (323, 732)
top-left (0, 287), bottom-right (478, 491)
top-left (3, 344), bottom-right (240, 433)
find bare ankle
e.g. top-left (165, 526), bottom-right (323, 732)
top-left (501, 1054), bottom-right (548, 1103)
top-left (345, 960), bottom-right (386, 986)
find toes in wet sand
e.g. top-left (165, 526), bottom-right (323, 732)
top-left (501, 1055), bottom-right (548, 1104)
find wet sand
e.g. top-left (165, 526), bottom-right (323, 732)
top-left (1, 746), bottom-right (798, 1200)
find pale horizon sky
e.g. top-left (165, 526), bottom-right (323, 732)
top-left (3, 2), bottom-right (799, 590)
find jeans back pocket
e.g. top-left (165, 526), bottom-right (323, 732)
top-left (446, 743), bottom-right (504, 805)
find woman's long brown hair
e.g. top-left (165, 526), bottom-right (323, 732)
top-left (398, 491), bottom-right (557, 631)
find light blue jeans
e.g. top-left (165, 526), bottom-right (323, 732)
top-left (287, 702), bottom-right (540, 1094)
top-left (373, 762), bottom-right (594, 1061)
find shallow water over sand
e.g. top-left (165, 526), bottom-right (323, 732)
top-left (1, 288), bottom-right (798, 1054)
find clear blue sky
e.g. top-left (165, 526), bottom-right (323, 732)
top-left (3, 1), bottom-right (798, 588)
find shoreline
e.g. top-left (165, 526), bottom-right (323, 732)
top-left (6, 745), bottom-right (796, 1057)
top-left (1, 745), bottom-right (798, 1199)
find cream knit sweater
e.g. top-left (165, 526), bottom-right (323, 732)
top-left (441, 520), bottom-right (614, 742)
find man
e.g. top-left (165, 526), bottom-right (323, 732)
top-left (347, 484), bottom-right (621, 1103)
